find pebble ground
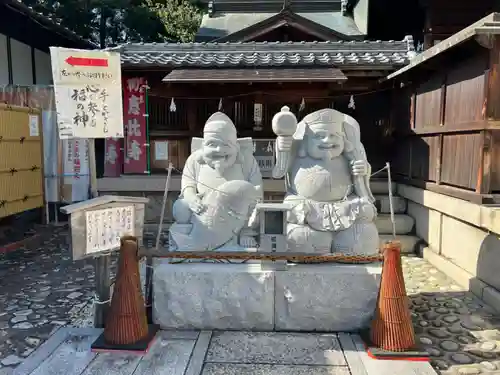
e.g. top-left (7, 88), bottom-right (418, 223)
top-left (0, 226), bottom-right (499, 375)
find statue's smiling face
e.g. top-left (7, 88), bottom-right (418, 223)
top-left (306, 122), bottom-right (344, 159)
top-left (203, 133), bottom-right (237, 173)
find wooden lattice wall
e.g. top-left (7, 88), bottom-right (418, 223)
top-left (0, 104), bottom-right (44, 218)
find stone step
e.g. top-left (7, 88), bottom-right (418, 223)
top-left (375, 195), bottom-right (406, 214)
top-left (375, 214), bottom-right (414, 235)
top-left (370, 180), bottom-right (396, 195)
top-left (379, 235), bottom-right (420, 254)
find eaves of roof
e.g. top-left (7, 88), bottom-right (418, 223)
top-left (116, 38), bottom-right (416, 70)
top-left (386, 12), bottom-right (500, 81)
top-left (3, 0), bottom-right (97, 48)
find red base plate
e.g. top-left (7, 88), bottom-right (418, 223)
top-left (360, 332), bottom-right (430, 362)
top-left (91, 325), bottom-right (159, 355)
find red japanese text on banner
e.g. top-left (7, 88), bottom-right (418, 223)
top-left (123, 77), bottom-right (148, 174)
top-left (104, 137), bottom-right (123, 177)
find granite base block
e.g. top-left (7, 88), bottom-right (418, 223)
top-left (274, 263), bottom-right (382, 332)
top-left (153, 261), bottom-right (382, 332)
top-left (153, 261), bottom-right (275, 330)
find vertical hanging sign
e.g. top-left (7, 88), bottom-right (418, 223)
top-left (123, 77), bottom-right (148, 174)
top-left (103, 137), bottom-right (123, 177)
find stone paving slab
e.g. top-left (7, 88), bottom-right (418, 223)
top-left (201, 364), bottom-right (351, 375)
top-left (12, 328), bottom-right (197, 375)
top-left (206, 331), bottom-right (346, 366)
top-left (11, 328), bottom-right (436, 375)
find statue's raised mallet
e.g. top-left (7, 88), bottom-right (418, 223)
top-left (272, 106), bottom-right (297, 178)
top-left (272, 106), bottom-right (297, 142)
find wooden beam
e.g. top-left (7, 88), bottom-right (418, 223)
top-left (398, 120), bottom-right (500, 135)
top-left (485, 36), bottom-right (500, 121)
top-left (400, 178), bottom-right (495, 204)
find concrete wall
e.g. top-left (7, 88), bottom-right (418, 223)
top-left (0, 33), bottom-right (53, 85)
top-left (0, 34), bottom-right (9, 84)
top-left (398, 184), bottom-right (500, 312)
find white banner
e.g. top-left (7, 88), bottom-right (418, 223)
top-left (62, 138), bottom-right (90, 202)
top-left (50, 47), bottom-right (124, 139)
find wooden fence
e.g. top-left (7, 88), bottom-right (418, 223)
top-left (0, 104), bottom-right (44, 217)
top-left (390, 47), bottom-right (500, 203)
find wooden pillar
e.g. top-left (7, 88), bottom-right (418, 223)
top-left (478, 36), bottom-right (500, 194)
top-left (408, 89), bottom-right (416, 179)
top-left (485, 36), bottom-right (500, 121)
top-left (477, 130), bottom-right (493, 194)
top-left (436, 77), bottom-right (447, 185)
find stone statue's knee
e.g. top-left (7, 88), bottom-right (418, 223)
top-left (287, 224), bottom-right (331, 253)
top-left (333, 220), bottom-right (379, 255)
top-left (172, 198), bottom-right (192, 224)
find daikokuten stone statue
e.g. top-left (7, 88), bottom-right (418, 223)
top-left (272, 107), bottom-right (379, 254)
top-left (169, 112), bottom-right (263, 250)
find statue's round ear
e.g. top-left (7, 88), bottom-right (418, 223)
top-left (236, 151), bottom-right (245, 164)
top-left (344, 138), bottom-right (354, 153)
top-left (297, 141), bottom-right (307, 158)
top-left (195, 149), bottom-right (206, 164)
top-left (295, 121), bottom-right (307, 158)
top-left (342, 120), bottom-right (355, 153)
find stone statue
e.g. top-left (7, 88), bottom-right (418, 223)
top-left (169, 112), bottom-right (263, 250)
top-left (271, 107), bottom-right (379, 254)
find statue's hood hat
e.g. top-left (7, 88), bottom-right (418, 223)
top-left (204, 112), bottom-right (237, 144)
top-left (294, 108), bottom-right (345, 140)
top-left (301, 108), bottom-right (344, 127)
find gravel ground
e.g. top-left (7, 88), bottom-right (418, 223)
top-left (0, 226), bottom-right (499, 375)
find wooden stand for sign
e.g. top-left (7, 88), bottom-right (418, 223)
top-left (89, 139), bottom-right (109, 328)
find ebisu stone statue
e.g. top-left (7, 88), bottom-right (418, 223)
top-left (169, 112), bottom-right (263, 251)
top-left (272, 106), bottom-right (379, 254)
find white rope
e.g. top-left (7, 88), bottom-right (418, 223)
top-left (92, 294), bottom-right (111, 305)
top-left (385, 162), bottom-right (396, 239)
top-left (172, 164), bottom-right (388, 205)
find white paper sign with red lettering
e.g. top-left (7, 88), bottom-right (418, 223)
top-left (50, 47), bottom-right (124, 139)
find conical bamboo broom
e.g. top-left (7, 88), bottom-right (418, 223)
top-left (103, 236), bottom-right (148, 345)
top-left (370, 241), bottom-right (416, 352)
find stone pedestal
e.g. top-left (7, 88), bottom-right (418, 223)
top-left (153, 260), bottom-right (382, 332)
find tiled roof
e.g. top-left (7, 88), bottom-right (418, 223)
top-left (118, 38), bottom-right (416, 69)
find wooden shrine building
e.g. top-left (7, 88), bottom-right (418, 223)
top-left (99, 0), bottom-right (416, 200)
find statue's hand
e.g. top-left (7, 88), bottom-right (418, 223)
top-left (240, 235), bottom-right (258, 248)
top-left (276, 136), bottom-right (293, 152)
top-left (187, 195), bottom-right (205, 215)
top-left (351, 160), bottom-right (369, 177)
top-left (358, 199), bottom-right (377, 221)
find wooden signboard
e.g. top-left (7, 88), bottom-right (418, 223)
top-left (60, 195), bottom-right (149, 260)
top-left (253, 139), bottom-right (275, 178)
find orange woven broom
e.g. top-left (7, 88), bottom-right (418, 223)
top-left (92, 236), bottom-right (158, 353)
top-left (370, 241), bottom-right (416, 352)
